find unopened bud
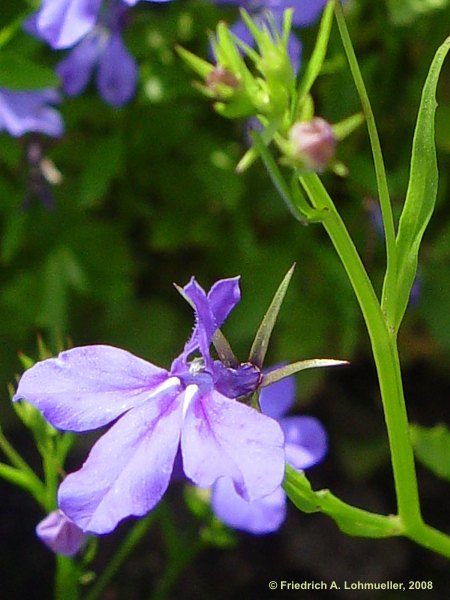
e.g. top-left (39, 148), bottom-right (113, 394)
top-left (36, 510), bottom-right (86, 556)
top-left (206, 66), bottom-right (240, 96)
top-left (288, 117), bottom-right (336, 172)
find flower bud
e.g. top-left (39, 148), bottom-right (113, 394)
top-left (36, 510), bottom-right (86, 556)
top-left (288, 117), bottom-right (336, 171)
top-left (205, 66), bottom-right (241, 99)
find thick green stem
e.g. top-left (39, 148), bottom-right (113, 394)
top-left (299, 172), bottom-right (422, 531)
top-left (54, 555), bottom-right (80, 600)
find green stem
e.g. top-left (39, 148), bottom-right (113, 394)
top-left (54, 555), bottom-right (80, 600)
top-left (84, 511), bottom-right (158, 600)
top-left (334, 1), bottom-right (397, 321)
top-left (299, 172), bottom-right (422, 531)
top-left (0, 427), bottom-right (46, 506)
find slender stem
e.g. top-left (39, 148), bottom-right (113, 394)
top-left (0, 428), bottom-right (46, 506)
top-left (84, 511), bottom-right (158, 600)
top-left (299, 172), bottom-right (422, 531)
top-left (334, 1), bottom-right (397, 321)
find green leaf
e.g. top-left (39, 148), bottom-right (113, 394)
top-left (410, 423), bottom-right (450, 482)
top-left (248, 264), bottom-right (295, 367)
top-left (394, 37), bottom-right (450, 329)
top-left (261, 358), bottom-right (348, 387)
top-left (296, 0), bottom-right (334, 110)
top-left (0, 52), bottom-right (59, 89)
top-left (284, 465), bottom-right (402, 538)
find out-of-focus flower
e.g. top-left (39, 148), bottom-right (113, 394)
top-left (215, 0), bottom-right (329, 73)
top-left (56, 0), bottom-right (137, 106)
top-left (14, 277), bottom-right (285, 535)
top-left (0, 89), bottom-right (64, 138)
top-left (211, 373), bottom-right (327, 534)
top-left (25, 0), bottom-right (173, 50)
top-left (36, 510), bottom-right (87, 555)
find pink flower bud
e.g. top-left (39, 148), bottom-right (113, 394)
top-left (206, 66), bottom-right (240, 95)
top-left (288, 117), bottom-right (336, 171)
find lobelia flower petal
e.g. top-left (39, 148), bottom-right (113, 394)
top-left (97, 33), bottom-right (138, 107)
top-left (0, 89), bottom-right (64, 138)
top-left (212, 476), bottom-right (286, 534)
top-left (179, 276), bottom-right (240, 366)
top-left (13, 345), bottom-right (169, 432)
top-left (59, 387), bottom-right (183, 534)
top-left (259, 372), bottom-right (295, 419)
top-left (57, 33), bottom-right (101, 97)
top-left (181, 388), bottom-right (285, 501)
top-left (281, 416), bottom-right (328, 470)
top-left (34, 0), bottom-right (103, 49)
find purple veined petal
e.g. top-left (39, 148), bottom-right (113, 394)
top-left (212, 477), bottom-right (286, 534)
top-left (34, 0), bottom-right (103, 49)
top-left (13, 345), bottom-right (170, 432)
top-left (59, 389), bottom-right (184, 534)
top-left (292, 0), bottom-right (329, 28)
top-left (182, 277), bottom-right (240, 364)
top-left (207, 277), bottom-right (241, 329)
top-left (57, 33), bottom-right (101, 97)
top-left (259, 371), bottom-right (296, 419)
top-left (181, 387), bottom-right (285, 501)
top-left (0, 89), bottom-right (64, 138)
top-left (36, 510), bottom-right (87, 556)
top-left (281, 415), bottom-right (328, 470)
top-left (97, 33), bottom-right (138, 107)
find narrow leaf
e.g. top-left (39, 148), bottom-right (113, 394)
top-left (296, 0), bottom-right (334, 108)
top-left (249, 265), bottom-right (295, 367)
top-left (394, 37), bottom-right (450, 329)
top-left (261, 358), bottom-right (348, 387)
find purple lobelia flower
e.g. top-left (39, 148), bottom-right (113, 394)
top-left (36, 510), bottom-right (87, 555)
top-left (25, 0), bottom-right (173, 50)
top-left (0, 88), bottom-right (64, 138)
top-left (14, 277), bottom-right (285, 535)
top-left (211, 372), bottom-right (327, 534)
top-left (215, 0), bottom-right (329, 73)
top-left (55, 0), bottom-right (138, 107)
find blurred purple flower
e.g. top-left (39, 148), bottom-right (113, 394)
top-left (56, 0), bottom-right (137, 106)
top-left (14, 277), bottom-right (285, 535)
top-left (36, 510), bottom-right (86, 555)
top-left (0, 88), bottom-right (64, 138)
top-left (215, 0), bottom-right (329, 73)
top-left (212, 373), bottom-right (327, 534)
top-left (25, 0), bottom-right (173, 49)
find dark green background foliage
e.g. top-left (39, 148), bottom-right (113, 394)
top-left (1, 0), bottom-right (450, 598)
